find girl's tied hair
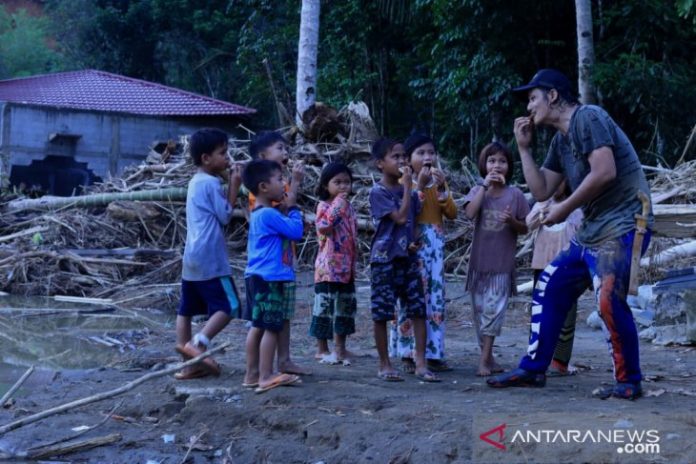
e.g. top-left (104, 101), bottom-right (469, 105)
top-left (404, 133), bottom-right (436, 158)
top-left (371, 137), bottom-right (399, 161)
top-left (478, 141), bottom-right (515, 183)
top-left (316, 162), bottom-right (353, 201)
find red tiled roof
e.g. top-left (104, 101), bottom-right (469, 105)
top-left (0, 69), bottom-right (256, 116)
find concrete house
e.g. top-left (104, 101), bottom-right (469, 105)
top-left (0, 70), bottom-right (255, 196)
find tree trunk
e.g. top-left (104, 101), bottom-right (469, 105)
top-left (575, 0), bottom-right (597, 104)
top-left (296, 0), bottom-right (321, 126)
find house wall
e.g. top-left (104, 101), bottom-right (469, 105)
top-left (0, 103), bottom-right (240, 184)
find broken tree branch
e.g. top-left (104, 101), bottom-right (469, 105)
top-left (0, 342), bottom-right (230, 436)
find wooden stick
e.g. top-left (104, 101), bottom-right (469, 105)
top-left (25, 400), bottom-right (123, 453)
top-left (0, 342), bottom-right (230, 436)
top-left (0, 365), bottom-right (35, 407)
top-left (27, 433), bottom-right (122, 459)
top-left (0, 226), bottom-right (49, 243)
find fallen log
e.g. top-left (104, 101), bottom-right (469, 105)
top-left (641, 240), bottom-right (696, 267)
top-left (5, 188), bottom-right (188, 213)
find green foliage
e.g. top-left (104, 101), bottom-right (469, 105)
top-left (0, 6), bottom-right (61, 78)
top-left (3, 0), bottom-right (693, 166)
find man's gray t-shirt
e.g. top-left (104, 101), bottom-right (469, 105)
top-left (182, 172), bottom-right (233, 280)
top-left (543, 105), bottom-right (653, 246)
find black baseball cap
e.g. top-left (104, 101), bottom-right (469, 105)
top-left (512, 69), bottom-right (577, 102)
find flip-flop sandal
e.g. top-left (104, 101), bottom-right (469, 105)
top-left (377, 371), bottom-right (404, 382)
top-left (254, 374), bottom-right (302, 394)
top-left (242, 382), bottom-right (259, 389)
top-left (174, 367), bottom-right (210, 380)
top-left (318, 353), bottom-right (341, 365)
top-left (176, 343), bottom-right (221, 377)
top-left (415, 371), bottom-right (442, 383)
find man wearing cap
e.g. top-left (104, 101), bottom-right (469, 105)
top-left (486, 69), bottom-right (653, 399)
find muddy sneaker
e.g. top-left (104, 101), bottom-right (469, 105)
top-left (593, 382), bottom-right (642, 400)
top-left (486, 368), bottom-right (546, 388)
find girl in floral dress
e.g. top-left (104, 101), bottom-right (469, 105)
top-left (310, 162), bottom-right (358, 365)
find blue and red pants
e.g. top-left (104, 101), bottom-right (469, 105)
top-left (519, 229), bottom-right (650, 383)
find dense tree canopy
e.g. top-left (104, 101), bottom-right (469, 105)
top-left (2, 0), bottom-right (694, 167)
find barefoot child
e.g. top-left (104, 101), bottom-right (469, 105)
top-left (369, 138), bottom-right (440, 382)
top-left (248, 131), bottom-right (310, 376)
top-left (389, 134), bottom-right (457, 373)
top-left (175, 128), bottom-right (243, 380)
top-left (310, 162), bottom-right (358, 365)
top-left (464, 142), bottom-right (529, 376)
top-left (242, 159), bottom-right (304, 393)
top-left (527, 181), bottom-right (583, 375)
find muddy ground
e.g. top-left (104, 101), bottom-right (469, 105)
top-left (0, 271), bottom-right (694, 464)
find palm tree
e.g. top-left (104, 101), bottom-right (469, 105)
top-left (575, 0), bottom-right (597, 104)
top-left (296, 0), bottom-right (321, 125)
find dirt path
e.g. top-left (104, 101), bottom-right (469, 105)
top-left (0, 273), bottom-right (694, 463)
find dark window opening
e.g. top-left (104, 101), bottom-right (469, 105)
top-left (10, 156), bottom-right (102, 197)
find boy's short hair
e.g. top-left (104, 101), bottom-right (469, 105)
top-left (189, 128), bottom-right (228, 166)
top-left (242, 159), bottom-right (282, 195)
top-left (371, 137), bottom-right (398, 162)
top-left (249, 131), bottom-right (287, 159)
top-left (478, 141), bottom-right (515, 183)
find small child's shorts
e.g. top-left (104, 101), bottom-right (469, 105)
top-left (178, 276), bottom-right (241, 318)
top-left (310, 281), bottom-right (357, 339)
top-left (370, 256), bottom-right (426, 322)
top-left (243, 275), bottom-right (295, 333)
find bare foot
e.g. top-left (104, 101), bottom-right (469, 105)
top-left (279, 361), bottom-right (312, 376)
top-left (476, 364), bottom-right (492, 376)
top-left (489, 361), bottom-right (504, 374)
top-left (243, 371), bottom-right (259, 386)
top-left (314, 351), bottom-right (331, 360)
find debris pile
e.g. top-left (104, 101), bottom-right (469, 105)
top-left (0, 104), bottom-right (694, 307)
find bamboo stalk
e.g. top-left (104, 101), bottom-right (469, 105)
top-left (6, 188), bottom-right (188, 213)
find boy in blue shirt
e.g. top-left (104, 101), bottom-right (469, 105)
top-left (242, 159), bottom-right (304, 393)
top-left (175, 128), bottom-right (242, 380)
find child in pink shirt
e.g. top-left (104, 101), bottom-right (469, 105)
top-left (310, 162), bottom-right (358, 365)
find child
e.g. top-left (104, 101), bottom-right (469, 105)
top-left (175, 128), bottom-right (243, 380)
top-left (369, 137), bottom-right (440, 382)
top-left (526, 181), bottom-right (583, 375)
top-left (464, 141), bottom-right (529, 376)
top-left (242, 159), bottom-right (304, 393)
top-left (389, 134), bottom-right (457, 373)
top-left (310, 162), bottom-right (358, 365)
top-left (247, 130), bottom-right (310, 376)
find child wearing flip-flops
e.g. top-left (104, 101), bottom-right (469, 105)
top-left (247, 131), bottom-right (311, 377)
top-left (368, 138), bottom-right (440, 383)
top-left (241, 159), bottom-right (304, 393)
top-left (175, 128), bottom-right (243, 380)
top-left (388, 134), bottom-right (457, 374)
top-left (310, 162), bottom-right (358, 366)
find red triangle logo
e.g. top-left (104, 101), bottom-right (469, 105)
top-left (479, 423), bottom-right (506, 450)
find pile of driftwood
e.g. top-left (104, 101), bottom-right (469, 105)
top-left (0, 103), bottom-right (694, 303)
